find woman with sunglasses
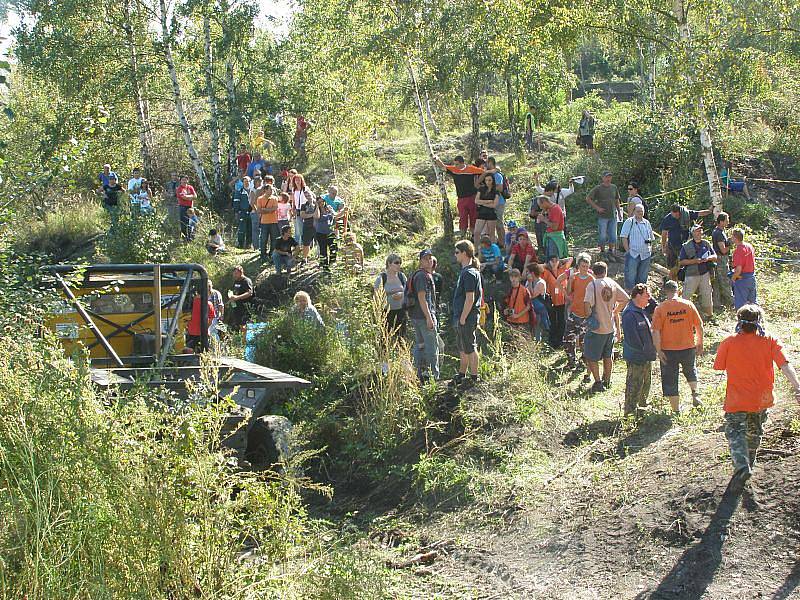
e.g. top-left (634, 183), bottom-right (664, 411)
top-left (374, 253), bottom-right (408, 339)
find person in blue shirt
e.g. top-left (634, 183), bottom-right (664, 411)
top-left (314, 198), bottom-right (336, 269)
top-left (659, 203), bottom-right (713, 276)
top-left (322, 185), bottom-right (347, 220)
top-left (678, 225), bottom-right (716, 320)
top-left (621, 284), bottom-right (657, 418)
top-left (478, 235), bottom-right (504, 277)
top-left (98, 164), bottom-right (117, 190)
top-left (246, 152), bottom-right (266, 178)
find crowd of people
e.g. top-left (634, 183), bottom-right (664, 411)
top-left (96, 137), bottom-right (799, 487)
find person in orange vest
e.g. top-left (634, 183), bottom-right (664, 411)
top-left (713, 304), bottom-right (800, 488)
top-left (502, 268), bottom-right (531, 327)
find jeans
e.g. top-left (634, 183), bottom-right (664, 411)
top-left (179, 205), bottom-right (190, 238)
top-left (237, 211), bottom-right (252, 248)
top-left (272, 250), bottom-right (295, 274)
top-left (534, 221), bottom-right (547, 251)
top-left (732, 272), bottom-right (757, 309)
top-left (259, 223), bottom-right (279, 259)
top-left (250, 212), bottom-right (260, 251)
top-left (624, 253), bottom-right (651, 290)
top-left (294, 214), bottom-right (304, 244)
top-left (411, 317), bottom-right (440, 381)
top-left (597, 217), bottom-right (618, 247)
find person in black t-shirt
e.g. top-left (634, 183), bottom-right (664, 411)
top-left (273, 225), bottom-right (299, 274)
top-left (103, 174), bottom-right (123, 210)
top-left (227, 265), bottom-right (254, 332)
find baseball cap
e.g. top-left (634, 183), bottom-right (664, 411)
top-left (690, 224), bottom-right (703, 232)
top-left (664, 280), bottom-right (679, 291)
top-left (602, 170), bottom-right (613, 177)
top-left (419, 249), bottom-right (433, 259)
top-left (507, 220), bottom-right (518, 229)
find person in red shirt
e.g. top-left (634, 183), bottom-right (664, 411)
top-left (185, 293), bottom-right (215, 353)
top-left (507, 231), bottom-right (537, 275)
top-left (713, 304), bottom-right (800, 487)
top-left (536, 195), bottom-right (568, 259)
top-left (176, 175), bottom-right (198, 239)
top-left (730, 228), bottom-right (757, 309)
top-left (236, 144), bottom-right (252, 174)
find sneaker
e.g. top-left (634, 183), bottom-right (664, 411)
top-left (465, 374), bottom-right (479, 387)
top-left (691, 393), bottom-right (701, 408)
top-left (602, 378), bottom-right (611, 389)
top-left (590, 381), bottom-right (606, 393)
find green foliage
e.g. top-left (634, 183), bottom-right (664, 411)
top-left (292, 545), bottom-right (392, 599)
top-left (101, 201), bottom-right (173, 264)
top-left (0, 331), bottom-right (307, 598)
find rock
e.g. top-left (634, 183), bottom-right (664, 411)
top-left (245, 415), bottom-right (293, 468)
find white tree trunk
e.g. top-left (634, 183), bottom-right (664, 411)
top-left (159, 0), bottom-right (213, 202)
top-left (672, 0), bottom-right (724, 216)
top-left (224, 58), bottom-right (237, 178)
top-left (122, 0), bottom-right (153, 176)
top-left (424, 91), bottom-right (440, 136)
top-left (203, 14), bottom-right (224, 206)
top-left (406, 52), bottom-right (453, 237)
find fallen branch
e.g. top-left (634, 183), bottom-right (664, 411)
top-left (388, 550), bottom-right (439, 569)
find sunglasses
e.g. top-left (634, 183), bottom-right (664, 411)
top-left (391, 261), bottom-right (402, 265)
top-left (627, 187), bottom-right (635, 191)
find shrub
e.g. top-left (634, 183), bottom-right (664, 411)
top-left (102, 198), bottom-right (172, 263)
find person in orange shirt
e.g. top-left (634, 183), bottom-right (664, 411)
top-left (502, 269), bottom-right (531, 326)
top-left (561, 252), bottom-right (594, 372)
top-left (541, 255), bottom-right (573, 348)
top-left (257, 185), bottom-right (279, 261)
top-left (713, 304), bottom-right (800, 487)
top-left (652, 279), bottom-right (703, 413)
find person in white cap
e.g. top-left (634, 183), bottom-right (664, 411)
top-left (678, 224), bottom-right (717, 320)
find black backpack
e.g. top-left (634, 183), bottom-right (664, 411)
top-left (403, 269), bottom-right (428, 309)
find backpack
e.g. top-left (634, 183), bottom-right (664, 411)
top-left (500, 173), bottom-right (512, 199)
top-left (402, 269), bottom-right (428, 309)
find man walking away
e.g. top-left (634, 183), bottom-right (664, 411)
top-left (578, 110), bottom-right (595, 153)
top-left (713, 304), bottom-right (800, 489)
top-left (583, 261), bottom-right (629, 393)
top-left (451, 240), bottom-right (483, 388)
top-left (711, 212), bottom-right (732, 310)
top-left (622, 284), bottom-right (657, 418)
top-left (408, 249), bottom-right (439, 383)
top-left (176, 175), bottom-right (198, 240)
top-left (652, 280), bottom-right (703, 413)
top-left (585, 172), bottom-right (622, 260)
top-left (730, 228), bottom-right (757, 309)
top-left (679, 224), bottom-right (716, 321)
top-left (659, 203), bottom-right (713, 278)
top-left (434, 154), bottom-right (483, 238)
top-left (620, 203), bottom-right (654, 291)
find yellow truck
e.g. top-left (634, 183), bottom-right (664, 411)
top-left (43, 263), bottom-right (309, 468)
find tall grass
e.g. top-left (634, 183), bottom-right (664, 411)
top-left (16, 196), bottom-right (104, 257)
top-left (0, 330), bottom-right (307, 599)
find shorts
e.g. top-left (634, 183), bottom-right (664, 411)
top-left (456, 317), bottom-right (478, 354)
top-left (660, 347), bottom-right (697, 396)
top-left (476, 207), bottom-right (497, 221)
top-left (579, 135), bottom-right (594, 149)
top-left (727, 181), bottom-right (745, 193)
top-left (301, 224), bottom-right (315, 246)
top-left (584, 330), bottom-right (614, 362)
